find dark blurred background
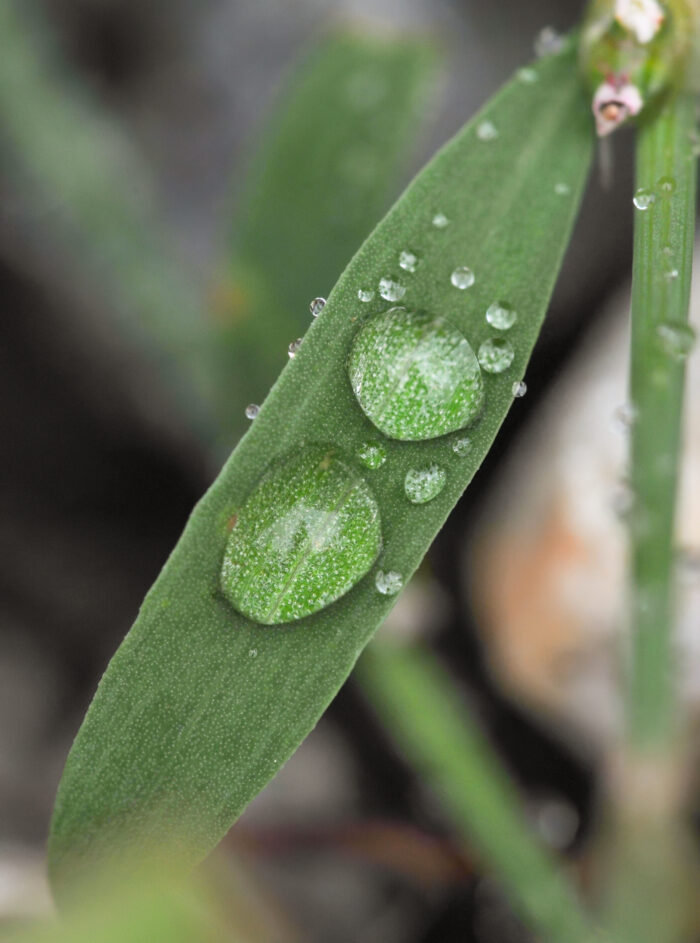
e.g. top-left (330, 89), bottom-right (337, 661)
top-left (0, 0), bottom-right (647, 940)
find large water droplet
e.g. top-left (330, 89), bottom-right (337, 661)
top-left (656, 321), bottom-right (696, 361)
top-left (378, 277), bottom-right (406, 302)
top-left (399, 250), bottom-right (420, 273)
top-left (477, 120), bottom-right (498, 141)
top-left (358, 288), bottom-right (375, 303)
top-left (404, 464), bottom-right (446, 504)
top-left (485, 301), bottom-right (517, 331)
top-left (452, 436), bottom-right (472, 457)
top-left (245, 404), bottom-right (260, 420)
top-left (357, 441), bottom-right (387, 469)
top-left (451, 266), bottom-right (475, 290)
top-left (633, 188), bottom-right (655, 210)
top-left (375, 569), bottom-right (403, 596)
top-left (220, 446), bottom-right (382, 625)
top-left (478, 337), bottom-right (515, 373)
top-left (432, 212), bottom-right (450, 229)
top-left (310, 297), bottom-right (326, 318)
top-left (348, 307), bottom-right (484, 441)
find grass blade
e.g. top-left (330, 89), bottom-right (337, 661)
top-left (627, 93), bottom-right (697, 751)
top-left (48, 44), bottom-right (594, 888)
top-left (360, 642), bottom-right (598, 943)
top-left (217, 33), bottom-right (437, 444)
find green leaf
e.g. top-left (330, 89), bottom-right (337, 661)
top-left (48, 44), bottom-right (594, 889)
top-left (215, 32), bottom-right (437, 445)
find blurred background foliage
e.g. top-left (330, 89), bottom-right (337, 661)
top-left (5, 0), bottom-right (699, 941)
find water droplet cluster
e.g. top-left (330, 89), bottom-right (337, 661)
top-left (227, 124), bottom-right (537, 626)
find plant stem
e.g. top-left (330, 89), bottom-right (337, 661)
top-left (360, 642), bottom-right (600, 943)
top-left (599, 91), bottom-right (699, 943)
top-left (627, 92), bottom-right (697, 752)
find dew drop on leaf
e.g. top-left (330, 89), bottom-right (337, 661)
top-left (245, 404), bottom-right (260, 420)
top-left (534, 26), bottom-right (565, 58)
top-left (220, 446), bottom-right (382, 625)
top-left (404, 464), bottom-right (446, 504)
top-left (657, 176), bottom-right (675, 195)
top-left (452, 436), bottom-right (472, 457)
top-left (375, 570), bottom-right (403, 595)
top-left (432, 212), bottom-right (450, 229)
top-left (288, 338), bottom-right (302, 358)
top-left (310, 297), bottom-right (326, 317)
top-left (656, 321), bottom-right (696, 361)
top-left (485, 301), bottom-right (517, 330)
top-left (478, 337), bottom-right (515, 373)
top-left (348, 306), bottom-right (484, 441)
top-left (554, 182), bottom-right (571, 196)
top-left (358, 288), bottom-right (375, 303)
top-left (633, 188), bottom-right (655, 210)
top-left (399, 249), bottom-right (420, 273)
top-left (512, 381), bottom-right (527, 398)
top-left (450, 266), bottom-right (475, 290)
top-left (357, 441), bottom-right (387, 469)
top-left (517, 67), bottom-right (538, 83)
top-left (378, 276), bottom-right (406, 302)
top-left (476, 120), bottom-right (498, 141)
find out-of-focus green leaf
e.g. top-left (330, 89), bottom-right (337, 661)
top-left (0, 0), bottom-right (218, 441)
top-left (216, 32), bottom-right (436, 444)
top-left (48, 44), bottom-right (593, 891)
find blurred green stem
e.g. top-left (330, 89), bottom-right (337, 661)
top-left (627, 93), bottom-right (697, 752)
top-left (360, 643), bottom-right (600, 943)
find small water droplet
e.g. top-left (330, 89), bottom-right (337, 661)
top-left (432, 212), bottom-right (450, 229)
top-left (404, 464), bottom-right (446, 504)
top-left (534, 26), bottom-right (565, 58)
top-left (357, 441), bottom-right (387, 469)
top-left (451, 266), bottom-right (475, 290)
top-left (613, 402), bottom-right (638, 430)
top-left (378, 276), bottom-right (406, 302)
top-left (452, 436), bottom-right (472, 457)
top-left (310, 297), bottom-right (326, 317)
top-left (657, 176), bottom-right (675, 195)
top-left (554, 182), bottom-right (571, 196)
top-left (656, 321), bottom-right (696, 361)
top-left (533, 797), bottom-right (579, 850)
top-left (512, 381), bottom-right (527, 398)
top-left (477, 120), bottom-right (498, 141)
top-left (612, 482), bottom-right (635, 521)
top-left (478, 338), bottom-right (515, 373)
top-left (249, 649), bottom-right (258, 658)
top-left (677, 546), bottom-right (700, 583)
top-left (220, 446), bottom-right (382, 624)
top-left (245, 404), bottom-right (260, 420)
top-left (517, 67), bottom-right (538, 83)
top-left (660, 246), bottom-right (679, 281)
top-left (288, 338), bottom-right (302, 358)
top-left (358, 288), bottom-right (375, 303)
top-left (485, 301), bottom-right (517, 330)
top-left (375, 569), bottom-right (403, 596)
top-left (633, 188), bottom-right (655, 210)
top-left (399, 249), bottom-right (420, 273)
top-left (348, 307), bottom-right (484, 441)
